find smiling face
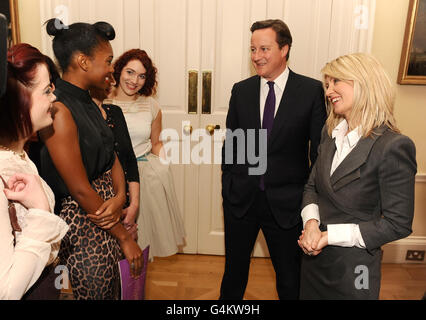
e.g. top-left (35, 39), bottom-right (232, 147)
top-left (30, 63), bottom-right (56, 132)
top-left (117, 59), bottom-right (147, 99)
top-left (87, 41), bottom-right (114, 91)
top-left (325, 76), bottom-right (354, 121)
top-left (250, 28), bottom-right (288, 81)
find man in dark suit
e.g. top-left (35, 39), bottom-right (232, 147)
top-left (220, 19), bottom-right (326, 300)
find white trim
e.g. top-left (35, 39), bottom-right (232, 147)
top-left (382, 236), bottom-right (426, 264)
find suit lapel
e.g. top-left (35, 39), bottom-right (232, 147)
top-left (320, 133), bottom-right (337, 193)
top-left (330, 125), bottom-right (387, 190)
top-left (248, 76), bottom-right (261, 129)
top-left (268, 70), bottom-right (300, 147)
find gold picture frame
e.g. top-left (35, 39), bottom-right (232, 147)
top-left (9, 0), bottom-right (20, 46)
top-left (397, 0), bottom-right (426, 85)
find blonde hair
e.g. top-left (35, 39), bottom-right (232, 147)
top-left (321, 53), bottom-right (399, 137)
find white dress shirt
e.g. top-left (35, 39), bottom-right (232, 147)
top-left (259, 66), bottom-right (289, 124)
top-left (301, 120), bottom-right (366, 248)
top-left (0, 150), bottom-right (68, 299)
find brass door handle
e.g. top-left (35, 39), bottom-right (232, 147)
top-left (202, 71), bottom-right (212, 114)
top-left (183, 124), bottom-right (193, 135)
top-left (188, 71), bottom-right (198, 114)
top-left (206, 124), bottom-right (220, 135)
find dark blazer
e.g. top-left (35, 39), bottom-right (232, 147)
top-left (222, 69), bottom-right (326, 229)
top-left (300, 125), bottom-right (417, 299)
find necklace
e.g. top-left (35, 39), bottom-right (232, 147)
top-left (0, 145), bottom-right (26, 160)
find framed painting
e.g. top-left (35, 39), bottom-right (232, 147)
top-left (0, 0), bottom-right (20, 48)
top-left (398, 0), bottom-right (426, 85)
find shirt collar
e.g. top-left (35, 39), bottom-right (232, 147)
top-left (332, 119), bottom-right (362, 148)
top-left (260, 66), bottom-right (289, 92)
top-left (55, 78), bottom-right (94, 104)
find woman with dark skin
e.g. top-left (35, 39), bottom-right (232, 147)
top-left (39, 19), bottom-right (143, 299)
top-left (91, 81), bottom-right (139, 242)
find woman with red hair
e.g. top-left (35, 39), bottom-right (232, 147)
top-left (106, 49), bottom-right (185, 261)
top-left (0, 43), bottom-right (68, 299)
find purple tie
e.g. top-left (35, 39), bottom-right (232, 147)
top-left (260, 81), bottom-right (275, 191)
top-left (262, 81), bottom-right (276, 136)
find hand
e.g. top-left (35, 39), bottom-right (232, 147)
top-left (298, 230), bottom-right (315, 255)
top-left (315, 231), bottom-right (328, 251)
top-left (122, 205), bottom-right (139, 241)
top-left (124, 223), bottom-right (138, 241)
top-left (119, 236), bottom-right (144, 279)
top-left (122, 205), bottom-right (138, 227)
top-left (3, 173), bottom-right (50, 211)
top-left (122, 204), bottom-right (139, 225)
top-left (88, 196), bottom-right (124, 230)
top-left (298, 230), bottom-right (328, 256)
top-left (298, 219), bottom-right (322, 253)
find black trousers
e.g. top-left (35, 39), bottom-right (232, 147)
top-left (220, 190), bottom-right (302, 300)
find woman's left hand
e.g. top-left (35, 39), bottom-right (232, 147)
top-left (299, 219), bottom-right (322, 252)
top-left (312, 231), bottom-right (328, 254)
top-left (298, 231), bottom-right (328, 256)
top-left (88, 196), bottom-right (124, 229)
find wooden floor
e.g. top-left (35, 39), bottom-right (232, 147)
top-left (60, 253), bottom-right (426, 300)
top-left (144, 254), bottom-right (426, 300)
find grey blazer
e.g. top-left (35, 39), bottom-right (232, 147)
top-left (300, 125), bottom-right (417, 299)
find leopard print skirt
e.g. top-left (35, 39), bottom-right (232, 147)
top-left (58, 170), bottom-right (123, 300)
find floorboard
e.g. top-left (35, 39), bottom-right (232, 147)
top-left (59, 253), bottom-right (426, 300)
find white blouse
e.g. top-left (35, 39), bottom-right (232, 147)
top-left (301, 120), bottom-right (365, 248)
top-left (0, 150), bottom-right (68, 299)
top-left (104, 95), bottom-right (160, 158)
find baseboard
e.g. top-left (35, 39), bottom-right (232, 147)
top-left (416, 174), bottom-right (426, 183)
top-left (382, 236), bottom-right (426, 264)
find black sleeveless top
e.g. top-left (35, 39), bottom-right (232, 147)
top-left (39, 78), bottom-right (115, 200)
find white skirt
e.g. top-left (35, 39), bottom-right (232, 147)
top-left (136, 153), bottom-right (186, 261)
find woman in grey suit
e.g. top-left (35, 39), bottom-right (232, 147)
top-left (298, 53), bottom-right (417, 299)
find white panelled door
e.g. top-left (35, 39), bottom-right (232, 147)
top-left (40, 0), bottom-right (376, 257)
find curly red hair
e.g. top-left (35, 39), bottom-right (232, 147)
top-left (113, 49), bottom-right (157, 97)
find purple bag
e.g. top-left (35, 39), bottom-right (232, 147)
top-left (118, 245), bottom-right (150, 300)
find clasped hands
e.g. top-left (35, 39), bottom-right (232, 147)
top-left (87, 196), bottom-right (124, 230)
top-left (298, 219), bottom-right (328, 256)
top-left (87, 197), bottom-right (138, 240)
